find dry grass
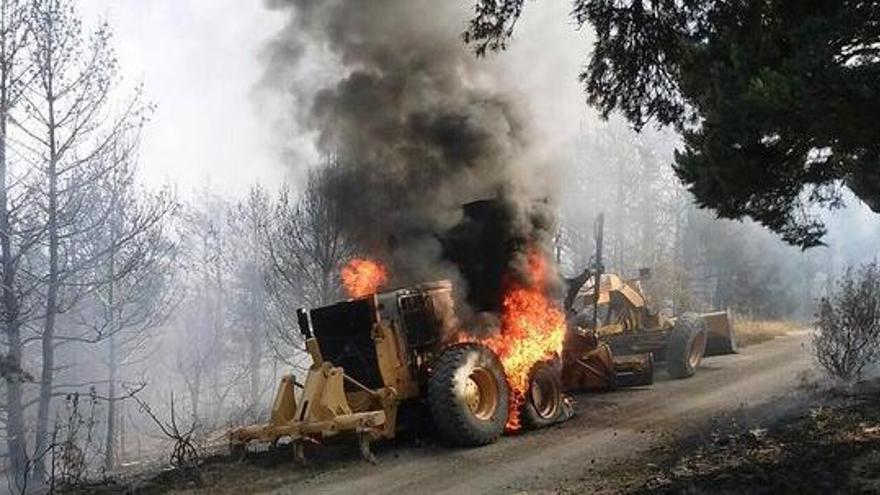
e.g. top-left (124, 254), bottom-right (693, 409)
top-left (735, 319), bottom-right (801, 348)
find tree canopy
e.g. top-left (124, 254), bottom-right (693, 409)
top-left (465, 0), bottom-right (880, 248)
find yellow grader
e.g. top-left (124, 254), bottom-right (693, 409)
top-left (561, 272), bottom-right (735, 390)
top-left (229, 208), bottom-right (735, 462)
top-left (229, 281), bottom-right (520, 463)
top-left (560, 214), bottom-right (736, 390)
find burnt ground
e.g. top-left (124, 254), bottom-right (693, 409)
top-left (77, 330), bottom-right (838, 494)
top-left (633, 379), bottom-right (880, 494)
top-left (559, 377), bottom-right (880, 495)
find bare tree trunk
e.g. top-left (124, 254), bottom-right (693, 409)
top-left (4, 365), bottom-right (27, 487)
top-left (104, 186), bottom-right (119, 472)
top-left (0, 326), bottom-right (27, 489)
top-left (119, 400), bottom-right (126, 462)
top-left (104, 335), bottom-right (117, 471)
top-left (613, 160), bottom-right (626, 270)
top-left (0, 2), bottom-right (32, 485)
top-left (0, 99), bottom-right (28, 488)
top-left (34, 90), bottom-right (59, 481)
top-left (640, 177), bottom-right (656, 268)
top-left (248, 332), bottom-right (260, 409)
top-left (672, 190), bottom-right (685, 313)
top-left (245, 222), bottom-right (260, 410)
top-left (190, 372), bottom-right (201, 424)
top-left (248, 279), bottom-right (262, 412)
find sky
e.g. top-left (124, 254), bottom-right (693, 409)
top-left (79, 1), bottom-right (287, 196)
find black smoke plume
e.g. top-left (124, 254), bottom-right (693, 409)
top-left (263, 0), bottom-right (560, 315)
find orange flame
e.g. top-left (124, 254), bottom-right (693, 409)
top-left (341, 258), bottom-right (388, 298)
top-left (461, 250), bottom-right (566, 430)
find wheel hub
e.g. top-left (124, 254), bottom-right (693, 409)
top-left (529, 366), bottom-right (560, 419)
top-left (464, 367), bottom-right (498, 420)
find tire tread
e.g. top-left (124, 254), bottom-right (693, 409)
top-left (428, 344), bottom-right (508, 446)
top-left (666, 313), bottom-right (707, 379)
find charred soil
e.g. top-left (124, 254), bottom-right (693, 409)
top-left (572, 377), bottom-right (880, 495)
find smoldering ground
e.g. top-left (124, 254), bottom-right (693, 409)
top-left (263, 0), bottom-right (563, 320)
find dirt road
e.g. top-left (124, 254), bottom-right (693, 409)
top-left (185, 331), bottom-right (815, 495)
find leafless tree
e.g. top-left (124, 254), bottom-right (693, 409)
top-left (13, 0), bottom-right (162, 480)
top-left (225, 185), bottom-right (274, 416)
top-left (171, 187), bottom-right (235, 427)
top-left (0, 0), bottom-right (38, 489)
top-left (558, 119), bottom-right (686, 308)
top-left (60, 149), bottom-right (179, 471)
top-left (264, 161), bottom-right (353, 368)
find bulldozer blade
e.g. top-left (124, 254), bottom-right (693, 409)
top-left (358, 432), bottom-right (378, 465)
top-left (703, 310), bottom-right (738, 356)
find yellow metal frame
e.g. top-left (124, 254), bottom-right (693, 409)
top-left (229, 324), bottom-right (408, 449)
top-left (576, 274), bottom-right (673, 338)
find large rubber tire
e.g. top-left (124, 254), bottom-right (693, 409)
top-left (520, 360), bottom-right (566, 429)
top-left (666, 313), bottom-right (708, 379)
top-left (428, 344), bottom-right (509, 446)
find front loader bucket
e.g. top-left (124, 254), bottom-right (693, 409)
top-left (702, 310), bottom-right (738, 356)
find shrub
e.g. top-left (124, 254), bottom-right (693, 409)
top-left (813, 262), bottom-right (880, 381)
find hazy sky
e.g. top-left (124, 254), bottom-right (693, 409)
top-left (79, 1), bottom-right (286, 196)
